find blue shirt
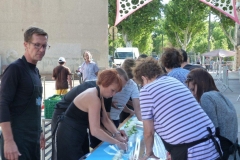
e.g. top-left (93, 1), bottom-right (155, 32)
top-left (167, 67), bottom-right (189, 84)
top-left (80, 61), bottom-right (99, 81)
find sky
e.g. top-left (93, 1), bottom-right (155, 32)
top-left (162, 0), bottom-right (169, 4)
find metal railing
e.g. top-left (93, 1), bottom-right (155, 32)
top-left (41, 119), bottom-right (52, 160)
top-left (41, 76), bottom-right (46, 100)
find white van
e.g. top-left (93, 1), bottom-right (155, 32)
top-left (114, 47), bottom-right (139, 66)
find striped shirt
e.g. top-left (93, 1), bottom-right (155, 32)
top-left (140, 76), bottom-right (219, 159)
top-left (110, 79), bottom-right (139, 120)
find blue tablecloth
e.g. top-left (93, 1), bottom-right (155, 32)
top-left (86, 116), bottom-right (139, 160)
top-left (86, 142), bottom-right (120, 160)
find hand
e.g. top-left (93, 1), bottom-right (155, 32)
top-left (130, 110), bottom-right (135, 116)
top-left (115, 131), bottom-right (128, 143)
top-left (111, 101), bottom-right (120, 109)
top-left (167, 152), bottom-right (171, 160)
top-left (116, 142), bottom-right (128, 151)
top-left (40, 133), bottom-right (45, 149)
top-left (119, 130), bottom-right (128, 141)
top-left (140, 153), bottom-right (160, 160)
top-left (4, 140), bottom-right (21, 160)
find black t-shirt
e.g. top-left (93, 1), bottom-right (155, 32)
top-left (183, 64), bottom-right (205, 71)
top-left (0, 58), bottom-right (41, 122)
top-left (55, 81), bottom-right (112, 112)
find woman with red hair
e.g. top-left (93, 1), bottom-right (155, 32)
top-left (55, 69), bottom-right (128, 160)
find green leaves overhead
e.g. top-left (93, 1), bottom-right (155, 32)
top-left (163, 0), bottom-right (209, 49)
top-left (108, 0), bottom-right (162, 54)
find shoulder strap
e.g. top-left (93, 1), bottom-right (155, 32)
top-left (96, 86), bottom-right (100, 99)
top-left (96, 86), bottom-right (103, 117)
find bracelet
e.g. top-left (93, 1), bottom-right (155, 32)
top-left (112, 131), bottom-right (121, 138)
top-left (143, 153), bottom-right (153, 158)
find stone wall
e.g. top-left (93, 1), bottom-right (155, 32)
top-left (0, 0), bottom-right (108, 74)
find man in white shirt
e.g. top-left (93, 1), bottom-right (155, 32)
top-left (108, 68), bottom-right (141, 128)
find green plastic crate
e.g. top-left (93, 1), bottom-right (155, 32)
top-left (44, 95), bottom-right (62, 119)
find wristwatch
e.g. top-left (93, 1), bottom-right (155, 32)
top-left (112, 131), bottom-right (121, 138)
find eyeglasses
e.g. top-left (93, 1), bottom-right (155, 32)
top-left (29, 42), bottom-right (50, 50)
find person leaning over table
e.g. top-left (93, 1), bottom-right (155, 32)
top-left (186, 68), bottom-right (239, 160)
top-left (55, 69), bottom-right (128, 160)
top-left (160, 47), bottom-right (189, 84)
top-left (0, 27), bottom-right (48, 160)
top-left (119, 59), bottom-right (136, 122)
top-left (51, 80), bottom-right (113, 160)
top-left (109, 68), bottom-right (141, 128)
top-left (180, 49), bottom-right (205, 71)
top-left (133, 57), bottom-right (222, 160)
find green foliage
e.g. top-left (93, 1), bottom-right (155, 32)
top-left (189, 23), bottom-right (209, 54)
top-left (108, 0), bottom-right (163, 53)
top-left (189, 21), bottom-right (233, 56)
top-left (211, 22), bottom-right (229, 50)
top-left (152, 19), bottom-right (170, 55)
top-left (210, 1), bottom-right (235, 47)
top-left (108, 35), bottom-right (125, 55)
top-left (163, 0), bottom-right (209, 49)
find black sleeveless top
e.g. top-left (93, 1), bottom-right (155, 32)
top-left (64, 86), bottom-right (102, 127)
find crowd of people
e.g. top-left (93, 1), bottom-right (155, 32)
top-left (0, 26), bottom-right (239, 160)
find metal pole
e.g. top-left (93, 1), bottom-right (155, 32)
top-left (113, 28), bottom-right (115, 60)
top-left (162, 34), bottom-right (164, 54)
top-left (208, 11), bottom-right (211, 52)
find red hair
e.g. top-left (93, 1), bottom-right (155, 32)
top-left (97, 69), bottom-right (122, 92)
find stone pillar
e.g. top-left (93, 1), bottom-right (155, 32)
top-left (235, 0), bottom-right (240, 70)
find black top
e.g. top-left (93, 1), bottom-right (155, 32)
top-left (65, 102), bottom-right (89, 127)
top-left (183, 64), bottom-right (205, 71)
top-left (0, 57), bottom-right (41, 122)
top-left (55, 81), bottom-right (112, 112)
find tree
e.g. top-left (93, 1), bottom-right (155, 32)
top-left (210, 8), bottom-right (235, 48)
top-left (108, 0), bottom-right (163, 53)
top-left (189, 23), bottom-right (209, 54)
top-left (163, 0), bottom-right (209, 50)
top-left (152, 19), bottom-right (170, 55)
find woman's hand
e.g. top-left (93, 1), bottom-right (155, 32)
top-left (111, 101), bottom-right (120, 109)
top-left (119, 130), bottom-right (127, 139)
top-left (116, 142), bottom-right (128, 151)
top-left (115, 131), bottom-right (128, 143)
top-left (167, 152), bottom-right (171, 160)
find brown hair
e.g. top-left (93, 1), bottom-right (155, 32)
top-left (24, 27), bottom-right (48, 42)
top-left (122, 59), bottom-right (135, 79)
top-left (97, 69), bottom-right (122, 92)
top-left (185, 68), bottom-right (219, 102)
top-left (160, 47), bottom-right (183, 69)
top-left (133, 57), bottom-right (163, 85)
top-left (116, 68), bottom-right (129, 81)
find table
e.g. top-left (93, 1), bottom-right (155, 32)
top-left (86, 116), bottom-right (167, 160)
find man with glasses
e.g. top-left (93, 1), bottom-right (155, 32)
top-left (0, 27), bottom-right (48, 160)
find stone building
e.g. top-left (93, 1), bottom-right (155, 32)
top-left (0, 0), bottom-right (108, 76)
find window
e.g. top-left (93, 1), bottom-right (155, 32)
top-left (114, 52), bottom-right (133, 59)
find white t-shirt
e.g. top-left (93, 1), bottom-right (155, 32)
top-left (110, 79), bottom-right (139, 120)
top-left (140, 76), bottom-right (219, 160)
